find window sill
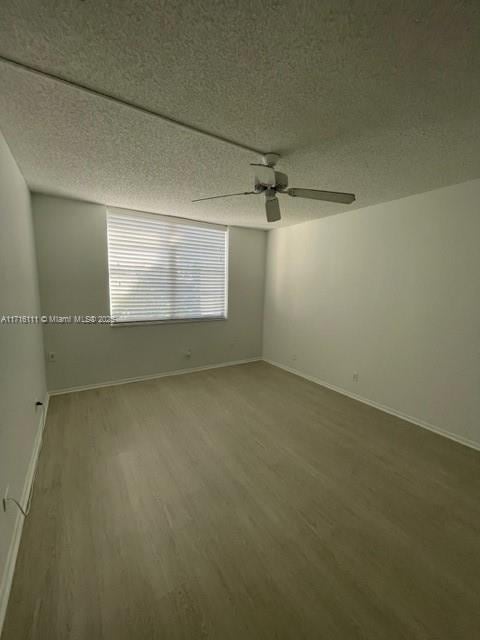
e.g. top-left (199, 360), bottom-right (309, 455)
top-left (110, 316), bottom-right (228, 328)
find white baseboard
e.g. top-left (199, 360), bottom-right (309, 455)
top-left (0, 394), bottom-right (49, 636)
top-left (48, 357), bottom-right (262, 396)
top-left (263, 359), bottom-right (480, 452)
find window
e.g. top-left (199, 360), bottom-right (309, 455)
top-left (107, 209), bottom-right (228, 324)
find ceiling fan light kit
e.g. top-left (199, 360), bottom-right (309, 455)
top-left (193, 153), bottom-right (356, 222)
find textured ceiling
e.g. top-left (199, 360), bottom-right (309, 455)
top-left (1, 0), bottom-right (480, 229)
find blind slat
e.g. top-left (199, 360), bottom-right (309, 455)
top-left (107, 211), bottom-right (228, 323)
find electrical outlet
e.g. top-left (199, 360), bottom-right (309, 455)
top-left (353, 371), bottom-right (359, 383)
top-left (184, 349), bottom-right (192, 359)
top-left (2, 485), bottom-right (9, 513)
top-left (48, 351), bottom-right (56, 362)
top-left (292, 354), bottom-right (297, 363)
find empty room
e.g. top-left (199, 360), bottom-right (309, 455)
top-left (1, 2), bottom-right (479, 638)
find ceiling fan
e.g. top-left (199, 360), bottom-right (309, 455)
top-left (192, 153), bottom-right (356, 222)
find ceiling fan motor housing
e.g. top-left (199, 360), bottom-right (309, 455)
top-left (253, 167), bottom-right (288, 192)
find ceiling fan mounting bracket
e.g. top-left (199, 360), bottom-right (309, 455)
top-left (262, 153), bottom-right (280, 167)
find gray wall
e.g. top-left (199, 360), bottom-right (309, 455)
top-left (263, 179), bottom-right (480, 448)
top-left (0, 132), bottom-right (46, 622)
top-left (33, 194), bottom-right (266, 391)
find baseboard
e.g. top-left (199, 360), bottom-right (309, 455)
top-left (0, 394), bottom-right (49, 636)
top-left (263, 359), bottom-right (480, 453)
top-left (48, 357), bottom-right (262, 396)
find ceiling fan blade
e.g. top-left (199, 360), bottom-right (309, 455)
top-left (192, 191), bottom-right (256, 202)
top-left (265, 195), bottom-right (281, 222)
top-left (287, 188), bottom-right (355, 204)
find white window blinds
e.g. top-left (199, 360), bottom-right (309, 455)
top-left (107, 209), bottom-right (228, 324)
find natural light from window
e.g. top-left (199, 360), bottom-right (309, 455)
top-left (107, 209), bottom-right (228, 324)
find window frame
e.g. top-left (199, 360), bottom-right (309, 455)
top-left (106, 208), bottom-right (229, 327)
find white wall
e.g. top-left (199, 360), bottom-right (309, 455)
top-left (263, 179), bottom-right (480, 448)
top-left (0, 132), bottom-right (47, 628)
top-left (32, 194), bottom-right (266, 391)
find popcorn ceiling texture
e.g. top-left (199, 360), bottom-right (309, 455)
top-left (0, 0), bottom-right (480, 228)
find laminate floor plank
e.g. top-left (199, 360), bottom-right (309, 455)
top-left (3, 362), bottom-right (480, 639)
